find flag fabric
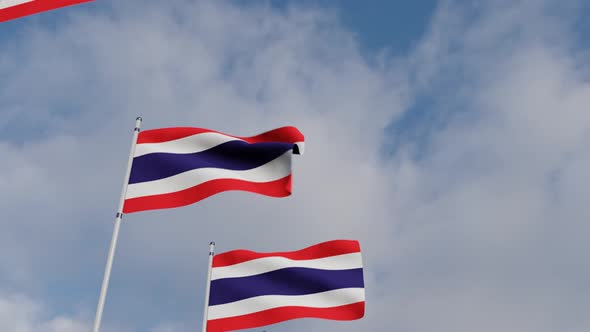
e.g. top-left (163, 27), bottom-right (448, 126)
top-left (206, 240), bottom-right (365, 331)
top-left (0, 0), bottom-right (92, 23)
top-left (123, 126), bottom-right (304, 213)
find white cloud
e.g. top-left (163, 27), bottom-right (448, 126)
top-left (0, 292), bottom-right (89, 332)
top-left (0, 0), bottom-right (589, 331)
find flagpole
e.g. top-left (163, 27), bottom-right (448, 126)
top-left (202, 241), bottom-right (215, 332)
top-left (92, 117), bottom-right (143, 332)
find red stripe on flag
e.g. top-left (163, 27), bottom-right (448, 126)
top-left (0, 0), bottom-right (93, 23)
top-left (137, 126), bottom-right (304, 144)
top-left (122, 175), bottom-right (292, 213)
top-left (206, 301), bottom-right (365, 332)
top-left (212, 240), bottom-right (362, 268)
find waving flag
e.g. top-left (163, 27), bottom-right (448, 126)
top-left (206, 240), bottom-right (365, 331)
top-left (0, 0), bottom-right (92, 23)
top-left (123, 126), bottom-right (304, 213)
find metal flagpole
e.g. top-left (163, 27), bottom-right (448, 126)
top-left (202, 241), bottom-right (216, 332)
top-left (92, 117), bottom-right (143, 332)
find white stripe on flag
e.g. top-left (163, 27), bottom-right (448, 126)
top-left (125, 151), bottom-right (292, 199)
top-left (208, 288), bottom-right (365, 320)
top-left (0, 0), bottom-right (33, 10)
top-left (134, 132), bottom-right (241, 158)
top-left (211, 253), bottom-right (363, 281)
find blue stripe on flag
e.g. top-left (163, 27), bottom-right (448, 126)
top-left (129, 141), bottom-right (294, 184)
top-left (209, 268), bottom-right (364, 306)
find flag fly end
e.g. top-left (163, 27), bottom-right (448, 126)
top-left (293, 142), bottom-right (304, 155)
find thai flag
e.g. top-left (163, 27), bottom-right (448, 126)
top-left (206, 240), bottom-right (365, 331)
top-left (0, 0), bottom-right (93, 23)
top-left (123, 126), bottom-right (304, 214)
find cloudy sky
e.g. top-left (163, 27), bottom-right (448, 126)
top-left (1, 0), bottom-right (590, 331)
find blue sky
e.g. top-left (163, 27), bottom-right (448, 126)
top-left (1, 1), bottom-right (590, 331)
top-left (259, 0), bottom-right (438, 53)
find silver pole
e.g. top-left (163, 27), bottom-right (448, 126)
top-left (202, 241), bottom-right (216, 332)
top-left (92, 117), bottom-right (142, 332)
